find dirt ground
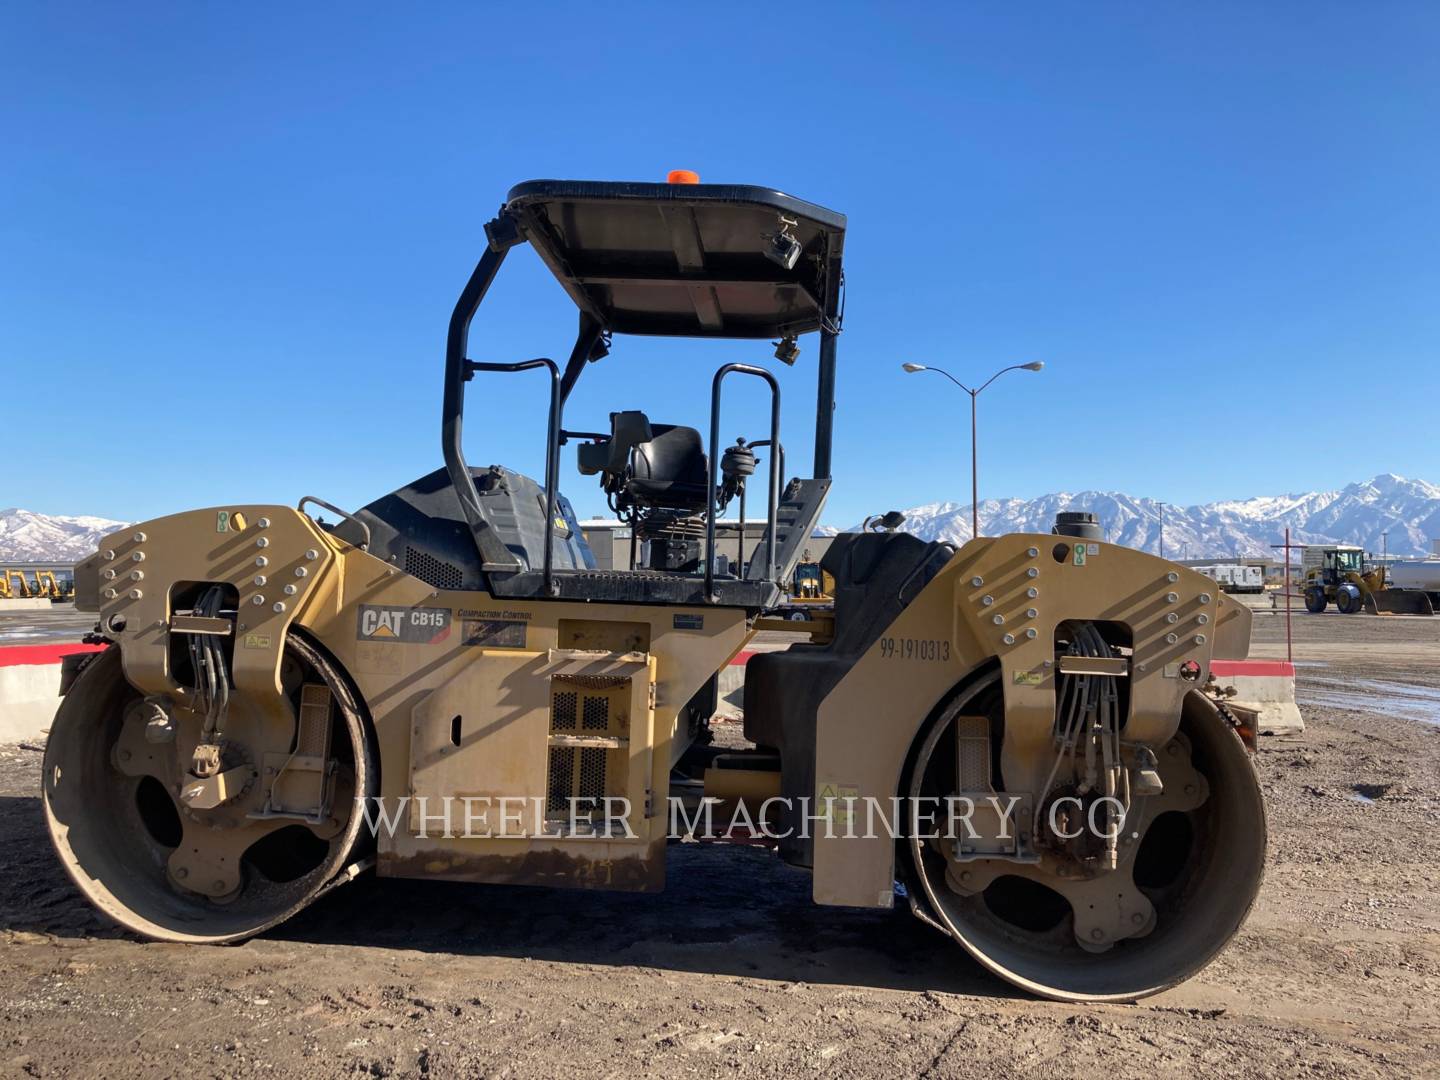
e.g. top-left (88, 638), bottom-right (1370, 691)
top-left (2, 612), bottom-right (1437, 1078)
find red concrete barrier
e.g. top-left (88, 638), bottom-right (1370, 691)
top-left (1209, 658), bottom-right (1303, 735)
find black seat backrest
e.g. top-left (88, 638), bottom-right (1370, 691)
top-left (625, 424), bottom-right (709, 511)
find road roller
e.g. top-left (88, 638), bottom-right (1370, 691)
top-left (46, 176), bottom-right (1265, 1002)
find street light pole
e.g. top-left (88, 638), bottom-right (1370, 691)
top-left (969, 389), bottom-right (978, 543)
top-left (901, 360), bottom-right (1043, 539)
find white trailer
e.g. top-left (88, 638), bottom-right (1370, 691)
top-left (1195, 563), bottom-right (1265, 594)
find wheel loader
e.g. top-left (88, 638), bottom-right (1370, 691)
top-left (46, 176), bottom-right (1265, 1003)
top-left (1300, 544), bottom-right (1434, 615)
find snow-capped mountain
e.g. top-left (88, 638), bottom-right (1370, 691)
top-left (857, 475), bottom-right (1440, 558)
top-left (0, 509), bottom-right (130, 563)
top-left (8, 474), bottom-right (1439, 564)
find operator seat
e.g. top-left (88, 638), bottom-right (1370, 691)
top-left (625, 424), bottom-right (709, 512)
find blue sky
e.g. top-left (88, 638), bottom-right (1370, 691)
top-left (4, 3), bottom-right (1438, 527)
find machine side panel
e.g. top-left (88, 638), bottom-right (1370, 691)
top-left (295, 547), bottom-right (748, 892)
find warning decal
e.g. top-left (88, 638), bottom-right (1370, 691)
top-left (462, 618), bottom-right (527, 649)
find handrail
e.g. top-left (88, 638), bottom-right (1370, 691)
top-left (443, 243), bottom-right (517, 575)
top-left (706, 364), bottom-right (781, 600)
top-left (466, 358), bottom-right (563, 594)
top-left (298, 496), bottom-right (371, 551)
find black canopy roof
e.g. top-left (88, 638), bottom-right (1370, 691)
top-left (502, 180), bottom-right (846, 339)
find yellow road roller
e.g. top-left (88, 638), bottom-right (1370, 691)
top-left (46, 176), bottom-right (1265, 1002)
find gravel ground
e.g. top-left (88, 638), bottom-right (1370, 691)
top-left (1, 613), bottom-right (1437, 1077)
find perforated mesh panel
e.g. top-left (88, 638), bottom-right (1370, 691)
top-left (578, 747), bottom-right (606, 804)
top-left (581, 695), bottom-right (609, 731)
top-left (546, 674), bottom-right (636, 822)
top-left (296, 684), bottom-right (332, 756)
top-left (404, 546), bottom-right (464, 590)
top-left (954, 714), bottom-right (992, 791)
top-left (546, 746), bottom-right (574, 813)
top-left (553, 692), bottom-right (577, 732)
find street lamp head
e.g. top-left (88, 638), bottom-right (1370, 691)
top-left (901, 363), bottom-right (927, 373)
top-left (1021, 361), bottom-right (1044, 372)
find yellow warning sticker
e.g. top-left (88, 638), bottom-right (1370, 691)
top-left (242, 633), bottom-right (272, 649)
top-left (817, 782), bottom-right (860, 827)
top-left (1013, 669), bottom-right (1044, 686)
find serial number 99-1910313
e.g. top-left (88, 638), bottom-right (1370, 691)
top-left (878, 637), bottom-right (951, 661)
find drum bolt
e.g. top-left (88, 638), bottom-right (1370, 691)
top-left (1027, 547), bottom-right (1039, 558)
top-left (1025, 628), bottom-right (1037, 639)
top-left (1167, 571), bottom-right (1179, 583)
top-left (1002, 633), bottom-right (1015, 645)
top-left (306, 549), bottom-right (319, 560)
top-left (273, 601), bottom-right (287, 613)
top-left (1194, 634), bottom-right (1206, 645)
top-left (255, 556), bottom-right (268, 567)
top-left (1199, 593), bottom-right (1212, 604)
top-left (1197, 613), bottom-right (1210, 625)
top-left (960, 870), bottom-right (972, 883)
top-left (1131, 912), bottom-right (1145, 926)
top-left (133, 532), bottom-right (146, 543)
top-left (175, 867), bottom-right (188, 879)
top-left (103, 569), bottom-right (116, 580)
top-left (132, 551), bottom-right (145, 562)
top-left (252, 595), bottom-right (265, 606)
top-left (256, 537), bottom-right (269, 548)
top-left (283, 584), bottom-right (297, 596)
top-left (1166, 613), bottom-right (1178, 624)
top-left (294, 566), bottom-right (308, 578)
top-left (130, 570), bottom-right (144, 581)
top-left (1165, 592), bottom-right (1179, 604)
top-left (992, 614), bottom-right (1004, 625)
top-left (1027, 567), bottom-right (1039, 578)
top-left (254, 575), bottom-right (267, 586)
top-left (1165, 633), bottom-right (1177, 645)
top-left (102, 550), bottom-right (115, 561)
top-left (214, 880), bottom-right (226, 892)
top-left (982, 595), bottom-right (993, 606)
top-left (118, 749), bottom-right (131, 762)
top-left (258, 517), bottom-right (270, 528)
top-left (1090, 928), bottom-right (1104, 941)
top-left (971, 576), bottom-right (984, 587)
top-left (103, 588), bottom-right (117, 600)
top-left (1027, 587), bottom-right (1038, 598)
top-left (1026, 608), bottom-right (1037, 619)
top-left (129, 588), bottom-right (143, 600)
top-left (1185, 783), bottom-right (1197, 795)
